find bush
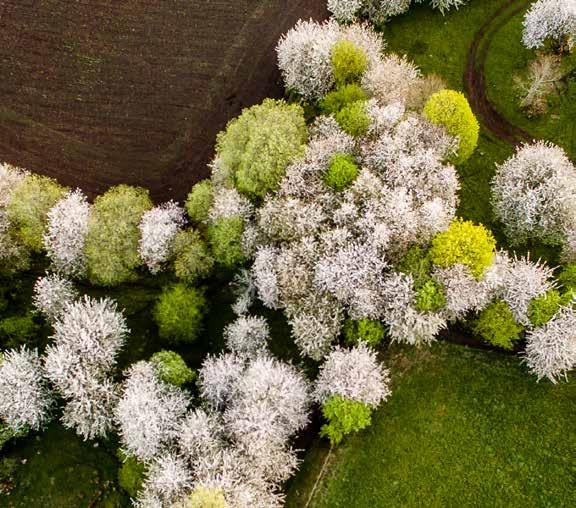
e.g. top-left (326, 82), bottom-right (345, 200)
top-left (335, 100), bottom-right (370, 137)
top-left (173, 230), bottom-right (214, 283)
top-left (207, 217), bottom-right (246, 269)
top-left (331, 40), bottom-right (368, 85)
top-left (415, 279), bottom-right (446, 313)
top-left (118, 455), bottom-right (146, 498)
top-left (397, 245), bottom-right (434, 289)
top-left (0, 313), bottom-right (40, 349)
top-left (324, 154), bottom-right (359, 192)
top-left (473, 300), bottom-right (524, 350)
top-left (7, 174), bottom-right (65, 252)
top-left (85, 185), bottom-right (152, 286)
top-left (342, 319), bottom-right (386, 347)
top-left (320, 83), bottom-right (368, 115)
top-left (528, 290), bottom-right (562, 327)
top-left (320, 395), bottom-right (372, 445)
top-left (183, 486), bottom-right (228, 508)
top-left (185, 181), bottom-right (214, 224)
top-left (150, 350), bottom-right (196, 387)
top-left (429, 219), bottom-right (496, 279)
top-left (556, 263), bottom-right (576, 293)
top-left (216, 99), bottom-right (307, 198)
top-left (153, 284), bottom-right (208, 343)
top-left (423, 89), bottom-right (479, 164)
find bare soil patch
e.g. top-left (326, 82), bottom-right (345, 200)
top-left (0, 0), bottom-right (327, 201)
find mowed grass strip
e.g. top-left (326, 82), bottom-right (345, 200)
top-left (287, 342), bottom-right (576, 508)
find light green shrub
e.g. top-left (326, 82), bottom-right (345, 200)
top-left (207, 217), bottom-right (245, 269)
top-left (324, 154), bottom-right (359, 192)
top-left (185, 181), bottom-right (214, 224)
top-left (473, 300), bottom-right (524, 350)
top-left (173, 230), bottom-right (214, 283)
top-left (320, 395), bottom-right (372, 445)
top-left (343, 319), bottom-right (386, 347)
top-left (335, 101), bottom-right (370, 137)
top-left (415, 279), bottom-right (446, 313)
top-left (331, 40), bottom-right (368, 85)
top-left (150, 350), bottom-right (195, 387)
top-left (528, 290), bottom-right (562, 327)
top-left (320, 83), bottom-right (368, 115)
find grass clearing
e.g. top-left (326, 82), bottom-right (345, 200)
top-left (286, 342), bottom-right (576, 508)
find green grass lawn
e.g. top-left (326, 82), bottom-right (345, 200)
top-left (286, 342), bottom-right (576, 508)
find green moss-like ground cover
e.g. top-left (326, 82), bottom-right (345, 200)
top-left (287, 342), bottom-right (576, 507)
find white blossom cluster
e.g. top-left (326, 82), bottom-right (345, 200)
top-left (362, 54), bottom-right (421, 105)
top-left (116, 361), bottom-right (189, 462)
top-left (44, 296), bottom-right (128, 439)
top-left (0, 347), bottom-right (53, 431)
top-left (522, 0), bottom-right (576, 49)
top-left (223, 315), bottom-right (270, 359)
top-left (525, 305), bottom-right (576, 382)
top-left (138, 201), bottom-right (185, 274)
top-left (44, 190), bottom-right (91, 277)
top-left (245, 108), bottom-right (458, 358)
top-left (32, 273), bottom-right (78, 322)
top-left (276, 19), bottom-right (384, 100)
top-left (491, 142), bottom-right (576, 254)
top-left (313, 343), bottom-right (391, 407)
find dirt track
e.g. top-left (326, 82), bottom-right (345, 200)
top-left (0, 0), bottom-right (327, 202)
top-left (464, 0), bottom-right (533, 145)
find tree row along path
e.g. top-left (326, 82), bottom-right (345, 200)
top-left (464, 0), bottom-right (534, 146)
top-left (0, 0), bottom-right (327, 202)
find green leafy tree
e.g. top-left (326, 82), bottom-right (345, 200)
top-left (423, 89), bottom-right (479, 164)
top-left (415, 279), bottom-right (446, 312)
top-left (320, 83), bottom-right (368, 115)
top-left (430, 219), bottom-right (496, 279)
top-left (207, 217), bottom-right (245, 269)
top-left (85, 185), bottom-right (152, 286)
top-left (185, 181), bottom-right (214, 224)
top-left (528, 290), bottom-right (562, 327)
top-left (397, 245), bottom-right (434, 289)
top-left (182, 486), bottom-right (228, 508)
top-left (473, 300), bottom-right (524, 350)
top-left (153, 284), bottom-right (207, 343)
top-left (118, 453), bottom-right (146, 498)
top-left (7, 174), bottom-right (65, 252)
top-left (343, 319), bottom-right (386, 347)
top-left (331, 40), bottom-right (368, 85)
top-left (150, 350), bottom-right (196, 387)
top-left (320, 395), bottom-right (372, 445)
top-left (173, 230), bottom-right (214, 283)
top-left (324, 154), bottom-right (359, 192)
top-left (335, 100), bottom-right (370, 137)
top-left (216, 99), bottom-right (307, 198)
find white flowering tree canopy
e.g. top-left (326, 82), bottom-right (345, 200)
top-left (138, 201), bottom-right (185, 274)
top-left (223, 315), bottom-right (270, 359)
top-left (522, 0), bottom-right (576, 49)
top-left (492, 141), bottom-right (576, 248)
top-left (525, 306), bottom-right (576, 382)
top-left (44, 189), bottom-right (90, 277)
top-left (0, 347), bottom-right (53, 431)
top-left (32, 273), bottom-right (78, 323)
top-left (314, 343), bottom-right (391, 407)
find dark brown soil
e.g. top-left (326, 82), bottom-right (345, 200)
top-left (464, 0), bottom-right (533, 145)
top-left (0, 0), bottom-right (327, 202)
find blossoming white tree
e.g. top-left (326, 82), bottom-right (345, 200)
top-left (138, 201), bottom-right (185, 274)
top-left (32, 273), bottom-right (78, 322)
top-left (44, 190), bottom-right (91, 277)
top-left (0, 347), bottom-right (53, 431)
top-left (223, 315), bottom-right (270, 358)
top-left (522, 0), bottom-right (576, 50)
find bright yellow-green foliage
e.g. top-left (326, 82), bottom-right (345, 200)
top-left (528, 290), bottom-right (562, 327)
top-left (343, 319), bottom-right (386, 347)
top-left (118, 455), bottom-right (146, 498)
top-left (430, 219), bottom-right (496, 279)
top-left (335, 101), bottom-right (370, 137)
top-left (173, 230), bottom-right (214, 283)
top-left (185, 181), bottom-right (214, 224)
top-left (320, 396), bottom-right (372, 446)
top-left (84, 185), bottom-right (152, 286)
top-left (150, 350), bottom-right (195, 387)
top-left (423, 89), bottom-right (479, 164)
top-left (153, 284), bottom-right (207, 343)
top-left (320, 84), bottom-right (368, 115)
top-left (207, 217), bottom-right (246, 269)
top-left (216, 99), bottom-right (307, 198)
top-left (182, 486), bottom-right (228, 508)
top-left (324, 154), bottom-right (359, 192)
top-left (7, 174), bottom-right (65, 252)
top-left (331, 40), bottom-right (368, 85)
top-left (473, 300), bottom-right (524, 350)
top-left (415, 279), bottom-right (446, 312)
